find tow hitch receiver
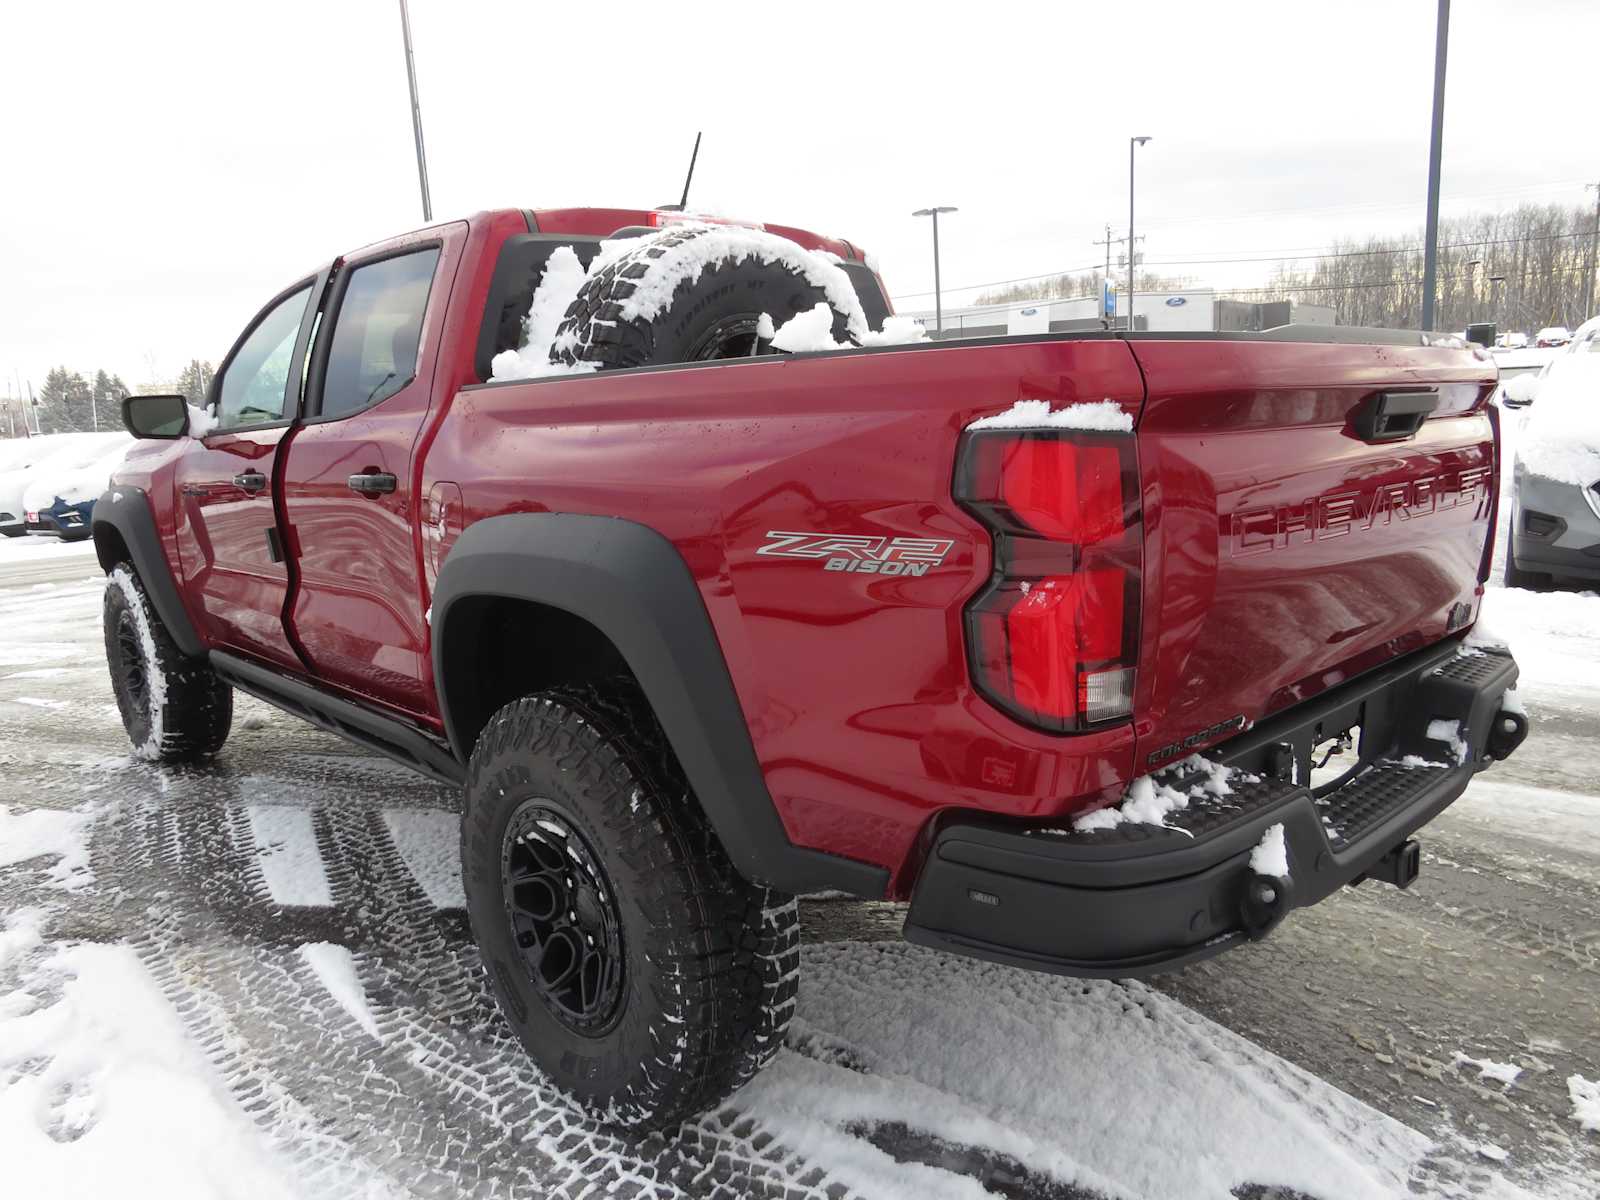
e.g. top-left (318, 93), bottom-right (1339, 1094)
top-left (1363, 838), bottom-right (1422, 890)
top-left (1486, 708), bottom-right (1529, 760)
top-left (1240, 872), bottom-right (1293, 939)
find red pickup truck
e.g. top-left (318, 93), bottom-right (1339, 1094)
top-left (96, 206), bottom-right (1526, 1129)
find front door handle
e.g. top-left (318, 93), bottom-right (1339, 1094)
top-left (233, 471), bottom-right (268, 493)
top-left (348, 471), bottom-right (397, 496)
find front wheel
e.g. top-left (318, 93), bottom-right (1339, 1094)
top-left (460, 686), bottom-right (799, 1130)
top-left (103, 564), bottom-right (232, 760)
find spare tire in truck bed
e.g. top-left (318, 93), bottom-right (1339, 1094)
top-left (553, 224), bottom-right (867, 370)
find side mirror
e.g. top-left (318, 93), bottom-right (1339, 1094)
top-left (1465, 321), bottom-right (1496, 349)
top-left (1500, 374), bottom-right (1540, 407)
top-left (122, 394), bottom-right (190, 439)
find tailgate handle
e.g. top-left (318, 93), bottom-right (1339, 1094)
top-left (1354, 390), bottom-right (1438, 443)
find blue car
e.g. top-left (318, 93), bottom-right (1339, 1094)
top-left (20, 437), bottom-right (133, 542)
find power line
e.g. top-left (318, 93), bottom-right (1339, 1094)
top-left (1138, 176), bottom-right (1600, 233)
top-left (1149, 230), bottom-right (1590, 267)
top-left (1213, 264), bottom-right (1597, 296)
top-left (892, 229), bottom-right (1595, 302)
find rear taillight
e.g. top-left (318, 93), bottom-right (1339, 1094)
top-left (955, 430), bottom-right (1142, 732)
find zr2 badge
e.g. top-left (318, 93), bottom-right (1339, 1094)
top-left (757, 530), bottom-right (954, 577)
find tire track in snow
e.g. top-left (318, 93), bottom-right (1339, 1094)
top-left (90, 775), bottom-right (874, 1199)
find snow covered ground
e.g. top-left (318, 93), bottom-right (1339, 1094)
top-left (0, 500), bottom-right (1597, 1198)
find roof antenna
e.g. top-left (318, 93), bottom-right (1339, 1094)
top-left (659, 131), bottom-right (702, 212)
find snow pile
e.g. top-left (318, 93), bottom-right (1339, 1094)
top-left (744, 941), bottom-right (1431, 1200)
top-left (765, 303), bottom-right (840, 353)
top-left (1569, 1074), bottom-right (1600, 1132)
top-left (1515, 354), bottom-right (1600, 485)
top-left (0, 802), bottom-right (92, 890)
top-left (187, 403), bottom-right (218, 438)
top-left (1249, 823), bottom-right (1290, 878)
top-left (0, 941), bottom-right (304, 1198)
top-left (1426, 718), bottom-right (1468, 764)
top-left (1072, 754), bottom-right (1255, 834)
top-left (761, 305), bottom-right (929, 353)
top-left (21, 440), bottom-right (132, 510)
top-left (244, 804), bottom-right (332, 906)
top-left (488, 245), bottom-right (603, 382)
top-left (967, 398), bottom-right (1134, 433)
top-left (381, 808), bottom-right (466, 909)
top-left (859, 315), bottom-right (930, 347)
top-left (297, 943), bottom-right (382, 1040)
top-left (1453, 1051), bottom-right (1523, 1086)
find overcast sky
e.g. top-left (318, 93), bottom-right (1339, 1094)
top-left (2, 0), bottom-right (1595, 393)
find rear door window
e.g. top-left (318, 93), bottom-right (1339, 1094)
top-left (319, 248), bottom-right (441, 419)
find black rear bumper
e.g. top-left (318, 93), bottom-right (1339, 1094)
top-left (904, 638), bottom-right (1525, 979)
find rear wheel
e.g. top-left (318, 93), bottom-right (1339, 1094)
top-left (103, 564), bottom-right (232, 761)
top-left (460, 685), bottom-right (799, 1130)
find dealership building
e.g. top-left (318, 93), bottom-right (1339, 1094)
top-left (899, 288), bottom-right (1336, 339)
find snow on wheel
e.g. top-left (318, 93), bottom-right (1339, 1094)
top-left (460, 684), bottom-right (799, 1130)
top-left (103, 563), bottom-right (232, 761)
top-left (552, 224), bottom-right (870, 370)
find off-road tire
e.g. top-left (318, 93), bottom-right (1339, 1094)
top-left (461, 684), bottom-right (799, 1130)
top-left (1503, 538), bottom-right (1552, 590)
top-left (552, 225), bottom-right (854, 370)
top-left (103, 563), bottom-right (232, 761)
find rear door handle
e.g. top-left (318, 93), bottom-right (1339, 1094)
top-left (348, 472), bottom-right (397, 495)
top-left (233, 471), bottom-right (268, 493)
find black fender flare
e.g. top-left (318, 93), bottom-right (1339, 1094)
top-left (431, 513), bottom-right (888, 899)
top-left (91, 487), bottom-right (205, 658)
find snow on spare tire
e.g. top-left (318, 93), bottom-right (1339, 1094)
top-left (490, 224), bottom-right (911, 380)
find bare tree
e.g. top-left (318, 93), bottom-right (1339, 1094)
top-left (1228, 202), bottom-right (1595, 332)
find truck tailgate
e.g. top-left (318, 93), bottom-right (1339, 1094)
top-left (1128, 339), bottom-right (1497, 772)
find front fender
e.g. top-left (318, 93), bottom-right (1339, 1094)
top-left (91, 487), bottom-right (203, 658)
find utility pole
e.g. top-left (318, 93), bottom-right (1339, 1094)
top-left (912, 207), bottom-right (958, 338)
top-left (1586, 181), bottom-right (1599, 322)
top-left (1420, 0), bottom-right (1450, 331)
top-left (1093, 224), bottom-right (1115, 328)
top-left (1128, 136), bottom-right (1152, 332)
top-left (397, 0), bottom-right (433, 223)
top-left (1094, 227), bottom-right (1144, 329)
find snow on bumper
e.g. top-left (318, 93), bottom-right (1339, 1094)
top-left (905, 639), bottom-right (1525, 979)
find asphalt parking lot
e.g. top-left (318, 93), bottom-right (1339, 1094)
top-left (2, 537), bottom-right (1596, 1199)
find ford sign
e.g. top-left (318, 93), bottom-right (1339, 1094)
top-left (1165, 296), bottom-right (1188, 307)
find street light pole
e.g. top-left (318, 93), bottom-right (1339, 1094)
top-left (1128, 136), bottom-right (1152, 332)
top-left (912, 206), bottom-right (958, 338)
top-left (1420, 0), bottom-right (1450, 331)
top-left (1585, 181), bottom-right (1599, 322)
top-left (397, 0), bottom-right (433, 223)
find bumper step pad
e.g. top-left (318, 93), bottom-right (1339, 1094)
top-left (904, 638), bottom-right (1524, 979)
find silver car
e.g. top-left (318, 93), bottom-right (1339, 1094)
top-left (1504, 316), bottom-right (1600, 589)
